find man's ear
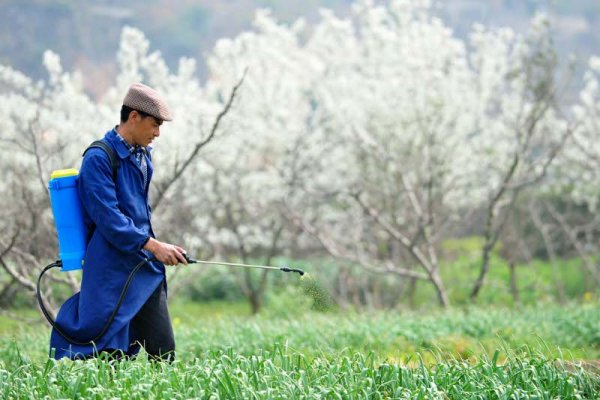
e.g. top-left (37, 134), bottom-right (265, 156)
top-left (129, 110), bottom-right (141, 123)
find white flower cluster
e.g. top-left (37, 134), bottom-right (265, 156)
top-left (553, 57), bottom-right (600, 211)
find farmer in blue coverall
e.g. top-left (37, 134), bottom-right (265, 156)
top-left (49, 83), bottom-right (188, 361)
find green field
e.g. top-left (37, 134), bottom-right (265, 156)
top-left (1, 302), bottom-right (599, 399)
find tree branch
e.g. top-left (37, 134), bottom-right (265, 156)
top-left (283, 206), bottom-right (430, 281)
top-left (544, 200), bottom-right (600, 286)
top-left (152, 69), bottom-right (247, 210)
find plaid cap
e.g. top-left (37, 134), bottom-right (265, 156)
top-left (123, 82), bottom-right (173, 121)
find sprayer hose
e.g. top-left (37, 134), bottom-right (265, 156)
top-left (37, 255), bottom-right (303, 345)
top-left (36, 258), bottom-right (151, 346)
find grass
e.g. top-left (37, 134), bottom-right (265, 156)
top-left (1, 302), bottom-right (599, 398)
top-left (2, 345), bottom-right (597, 399)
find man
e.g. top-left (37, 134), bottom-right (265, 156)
top-left (50, 83), bottom-right (187, 361)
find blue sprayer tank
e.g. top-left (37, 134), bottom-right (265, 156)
top-left (48, 169), bottom-right (86, 271)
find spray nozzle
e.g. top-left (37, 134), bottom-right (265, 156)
top-left (280, 266), bottom-right (305, 276)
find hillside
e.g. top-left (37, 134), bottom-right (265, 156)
top-left (1, 0), bottom-right (598, 97)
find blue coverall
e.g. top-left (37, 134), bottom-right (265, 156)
top-left (49, 128), bottom-right (166, 359)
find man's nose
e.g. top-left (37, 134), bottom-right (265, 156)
top-left (154, 127), bottom-right (160, 137)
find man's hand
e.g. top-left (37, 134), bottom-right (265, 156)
top-left (143, 237), bottom-right (188, 266)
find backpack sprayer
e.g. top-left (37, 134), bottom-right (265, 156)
top-left (38, 167), bottom-right (304, 345)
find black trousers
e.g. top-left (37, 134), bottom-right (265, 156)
top-left (91, 280), bottom-right (175, 362)
top-left (128, 280), bottom-right (176, 361)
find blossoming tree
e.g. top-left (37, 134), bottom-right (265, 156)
top-left (0, 0), bottom-right (597, 312)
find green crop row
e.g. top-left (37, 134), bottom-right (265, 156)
top-left (1, 303), bottom-right (599, 398)
top-left (1, 344), bottom-right (598, 399)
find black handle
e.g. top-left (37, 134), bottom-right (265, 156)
top-left (183, 253), bottom-right (198, 264)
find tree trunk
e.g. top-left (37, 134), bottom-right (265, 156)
top-left (0, 278), bottom-right (18, 308)
top-left (471, 239), bottom-right (494, 300)
top-left (508, 262), bottom-right (520, 304)
top-left (407, 277), bottom-right (417, 309)
top-left (248, 289), bottom-right (262, 315)
top-left (337, 269), bottom-right (350, 311)
top-left (431, 271), bottom-right (449, 307)
top-left (242, 268), bottom-right (270, 315)
top-left (528, 201), bottom-right (566, 303)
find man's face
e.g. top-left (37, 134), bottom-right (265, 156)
top-left (130, 111), bottom-right (162, 147)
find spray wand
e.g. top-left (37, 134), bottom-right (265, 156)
top-left (182, 254), bottom-right (304, 276)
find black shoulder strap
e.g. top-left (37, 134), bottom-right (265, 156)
top-left (83, 140), bottom-right (119, 181)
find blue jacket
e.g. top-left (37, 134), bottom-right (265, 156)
top-left (49, 128), bottom-right (166, 359)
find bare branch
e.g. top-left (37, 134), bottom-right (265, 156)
top-left (527, 199), bottom-right (566, 302)
top-left (350, 192), bottom-right (436, 274)
top-left (25, 110), bottom-right (50, 198)
top-left (282, 205), bottom-right (430, 281)
top-left (0, 256), bottom-right (36, 292)
top-left (509, 120), bottom-right (578, 190)
top-left (0, 227), bottom-right (20, 260)
top-left (544, 200), bottom-right (600, 286)
top-left (0, 228), bottom-right (37, 292)
top-left (152, 69), bottom-right (247, 210)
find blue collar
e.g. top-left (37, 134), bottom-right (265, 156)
top-left (106, 127), bottom-right (152, 159)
